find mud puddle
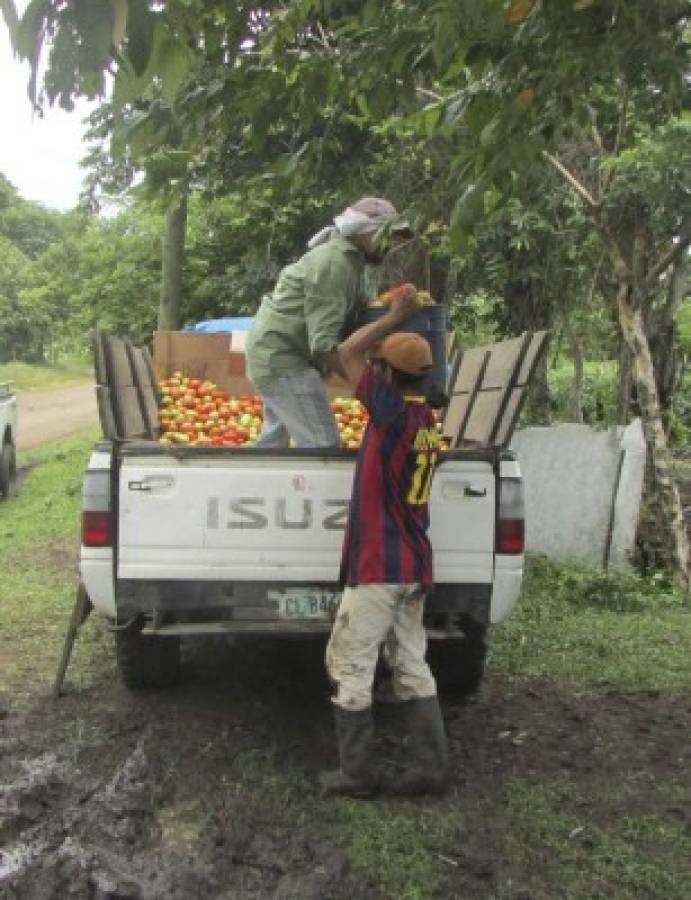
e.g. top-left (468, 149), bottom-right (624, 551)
top-left (0, 639), bottom-right (375, 899)
top-left (1, 637), bottom-right (689, 899)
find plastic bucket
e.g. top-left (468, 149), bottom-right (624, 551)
top-left (361, 304), bottom-right (448, 390)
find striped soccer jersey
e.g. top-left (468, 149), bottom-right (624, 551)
top-left (340, 366), bottom-right (440, 587)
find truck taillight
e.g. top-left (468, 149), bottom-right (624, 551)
top-left (497, 477), bottom-right (525, 555)
top-left (82, 510), bottom-right (111, 547)
top-left (81, 470), bottom-right (112, 547)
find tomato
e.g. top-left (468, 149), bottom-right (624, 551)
top-left (158, 376), bottom-right (267, 447)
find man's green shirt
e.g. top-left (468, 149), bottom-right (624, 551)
top-left (246, 236), bottom-right (367, 388)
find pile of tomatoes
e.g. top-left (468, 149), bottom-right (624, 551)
top-left (330, 397), bottom-right (368, 449)
top-left (158, 372), bottom-right (368, 448)
top-left (158, 373), bottom-right (263, 446)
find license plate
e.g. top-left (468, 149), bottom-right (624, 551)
top-left (270, 589), bottom-right (340, 620)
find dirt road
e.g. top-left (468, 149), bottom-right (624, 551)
top-left (16, 383), bottom-right (97, 451)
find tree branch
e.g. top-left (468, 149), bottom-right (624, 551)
top-left (415, 86), bottom-right (446, 102)
top-left (612, 83), bottom-right (629, 159)
top-left (1, 0), bottom-right (19, 35)
top-left (600, 82), bottom-right (629, 194)
top-left (654, 254), bottom-right (689, 339)
top-left (587, 103), bottom-right (604, 152)
top-left (643, 223), bottom-right (691, 292)
top-left (542, 150), bottom-right (633, 274)
top-left (542, 151), bottom-right (599, 208)
top-left (587, 252), bottom-right (606, 307)
top-left (664, 6), bottom-right (691, 27)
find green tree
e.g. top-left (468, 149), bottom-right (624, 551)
top-left (0, 174), bottom-right (72, 361)
top-left (0, 236), bottom-right (33, 361)
top-left (3, 0), bottom-right (688, 586)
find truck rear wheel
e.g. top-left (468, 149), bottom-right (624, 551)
top-left (428, 618), bottom-right (488, 697)
top-left (0, 442), bottom-right (16, 498)
top-left (115, 620), bottom-right (181, 690)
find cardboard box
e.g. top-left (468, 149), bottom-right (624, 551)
top-left (153, 332), bottom-right (227, 376)
top-left (230, 331), bottom-right (248, 351)
top-left (152, 330), bottom-right (354, 400)
top-left (228, 349), bottom-right (247, 377)
top-left (153, 331), bottom-right (256, 396)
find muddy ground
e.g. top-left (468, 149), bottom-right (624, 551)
top-left (1, 634), bottom-right (690, 900)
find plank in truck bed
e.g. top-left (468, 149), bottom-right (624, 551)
top-left (93, 332), bottom-right (160, 441)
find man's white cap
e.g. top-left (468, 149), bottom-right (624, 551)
top-left (308, 196), bottom-right (410, 248)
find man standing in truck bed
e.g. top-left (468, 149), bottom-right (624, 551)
top-left (246, 197), bottom-right (411, 448)
top-left (320, 288), bottom-right (449, 798)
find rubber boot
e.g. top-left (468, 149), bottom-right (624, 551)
top-left (385, 695), bottom-right (450, 796)
top-left (319, 706), bottom-right (379, 799)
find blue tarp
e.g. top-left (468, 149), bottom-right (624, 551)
top-left (183, 317), bottom-right (254, 333)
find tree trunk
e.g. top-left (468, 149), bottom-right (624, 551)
top-left (158, 189), bottom-right (188, 332)
top-left (617, 282), bottom-right (689, 591)
top-left (562, 316), bottom-right (584, 423)
top-left (617, 337), bottom-right (633, 425)
top-left (527, 353), bottom-right (552, 425)
top-left (649, 256), bottom-right (689, 432)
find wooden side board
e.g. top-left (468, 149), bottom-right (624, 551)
top-left (443, 330), bottom-right (550, 449)
top-left (93, 331), bottom-right (160, 441)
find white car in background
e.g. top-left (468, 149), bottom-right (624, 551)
top-left (0, 381), bottom-right (17, 498)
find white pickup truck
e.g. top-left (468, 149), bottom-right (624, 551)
top-left (0, 380), bottom-right (17, 499)
top-left (78, 329), bottom-right (546, 695)
top-left (80, 441), bottom-right (525, 694)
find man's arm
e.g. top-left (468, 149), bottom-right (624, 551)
top-left (304, 256), bottom-right (357, 373)
top-left (336, 289), bottom-right (419, 387)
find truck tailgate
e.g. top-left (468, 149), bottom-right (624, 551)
top-left (116, 449), bottom-right (495, 584)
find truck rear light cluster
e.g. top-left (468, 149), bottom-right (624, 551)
top-left (497, 477), bottom-right (525, 555)
top-left (82, 510), bottom-right (111, 547)
top-left (81, 471), bottom-right (112, 547)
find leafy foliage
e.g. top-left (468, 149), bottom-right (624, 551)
top-left (548, 361), bottom-right (619, 427)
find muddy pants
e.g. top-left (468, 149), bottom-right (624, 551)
top-left (325, 584), bottom-right (438, 711)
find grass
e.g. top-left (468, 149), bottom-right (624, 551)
top-left (329, 801), bottom-right (454, 900)
top-left (492, 556), bottom-right (691, 692)
top-left (204, 739), bottom-right (691, 900)
top-left (0, 427), bottom-right (107, 702)
top-left (0, 358), bottom-right (92, 392)
top-left (499, 778), bottom-right (691, 900)
top-left (2, 435), bottom-right (690, 898)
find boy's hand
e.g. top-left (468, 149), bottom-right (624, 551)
top-left (390, 285), bottom-right (419, 322)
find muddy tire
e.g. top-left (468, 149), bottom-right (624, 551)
top-left (428, 618), bottom-right (488, 697)
top-left (0, 441), bottom-right (16, 499)
top-left (116, 620), bottom-right (181, 690)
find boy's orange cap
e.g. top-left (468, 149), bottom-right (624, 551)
top-left (374, 332), bottom-right (433, 375)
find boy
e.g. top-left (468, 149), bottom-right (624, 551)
top-left (321, 289), bottom-right (449, 797)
